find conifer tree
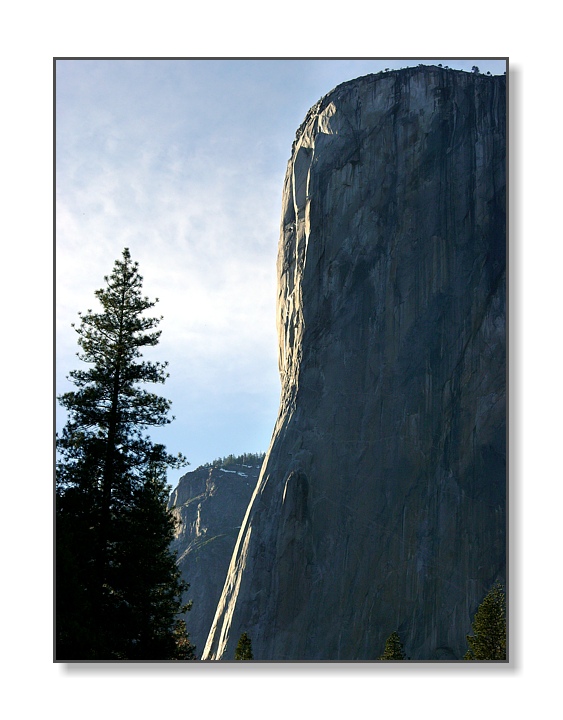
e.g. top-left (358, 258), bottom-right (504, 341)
top-left (234, 632), bottom-right (254, 660)
top-left (464, 583), bottom-right (506, 660)
top-left (378, 631), bottom-right (406, 660)
top-left (56, 248), bottom-right (194, 660)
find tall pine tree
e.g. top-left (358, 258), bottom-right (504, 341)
top-left (56, 248), bottom-right (195, 660)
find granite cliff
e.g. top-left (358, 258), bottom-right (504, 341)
top-left (203, 67), bottom-right (506, 661)
top-left (168, 456), bottom-right (262, 654)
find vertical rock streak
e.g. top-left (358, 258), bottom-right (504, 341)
top-left (203, 67), bottom-right (506, 661)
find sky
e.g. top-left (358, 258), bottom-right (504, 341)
top-left (56, 58), bottom-right (507, 487)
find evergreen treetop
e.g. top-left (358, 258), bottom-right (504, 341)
top-left (234, 632), bottom-right (254, 660)
top-left (378, 631), bottom-right (406, 660)
top-left (464, 583), bottom-right (506, 661)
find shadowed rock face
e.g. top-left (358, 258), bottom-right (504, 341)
top-left (167, 460), bottom-right (261, 655)
top-left (203, 67), bottom-right (506, 661)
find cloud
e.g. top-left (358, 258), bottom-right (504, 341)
top-left (56, 63), bottom-right (285, 469)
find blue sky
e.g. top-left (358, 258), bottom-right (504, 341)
top-left (56, 58), bottom-right (507, 485)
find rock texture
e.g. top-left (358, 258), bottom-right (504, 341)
top-left (168, 458), bottom-right (262, 655)
top-left (203, 67), bottom-right (506, 661)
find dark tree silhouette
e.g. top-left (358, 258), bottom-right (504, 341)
top-left (56, 248), bottom-right (194, 660)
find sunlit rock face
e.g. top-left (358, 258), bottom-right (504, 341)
top-left (168, 460), bottom-right (261, 655)
top-left (203, 67), bottom-right (506, 661)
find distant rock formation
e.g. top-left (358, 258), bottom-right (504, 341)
top-left (204, 66), bottom-right (506, 661)
top-left (168, 456), bottom-right (262, 655)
